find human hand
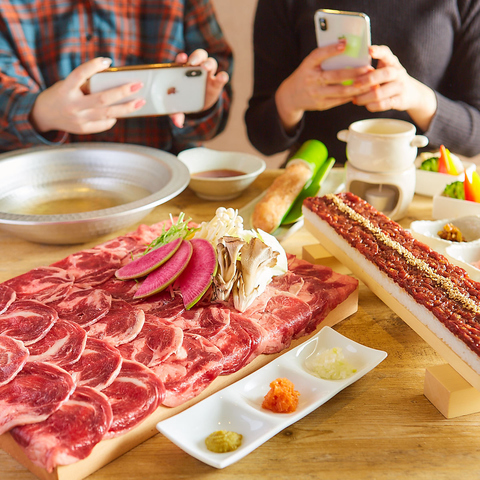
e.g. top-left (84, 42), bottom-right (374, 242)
top-left (351, 45), bottom-right (437, 130)
top-left (30, 57), bottom-right (146, 135)
top-left (275, 40), bottom-right (373, 132)
top-left (169, 49), bottom-right (229, 128)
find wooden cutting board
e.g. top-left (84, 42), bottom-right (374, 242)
top-left (0, 289), bottom-right (358, 480)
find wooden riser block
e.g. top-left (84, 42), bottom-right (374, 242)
top-left (302, 244), bottom-right (352, 275)
top-left (424, 364), bottom-right (480, 418)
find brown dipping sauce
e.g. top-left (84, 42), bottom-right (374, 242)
top-left (192, 169), bottom-right (245, 178)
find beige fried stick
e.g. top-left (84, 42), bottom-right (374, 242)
top-left (252, 161), bottom-right (312, 234)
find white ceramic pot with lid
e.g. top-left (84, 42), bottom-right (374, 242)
top-left (337, 118), bottom-right (429, 172)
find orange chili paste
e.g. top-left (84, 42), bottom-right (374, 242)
top-left (261, 377), bottom-right (300, 413)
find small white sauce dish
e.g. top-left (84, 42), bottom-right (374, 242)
top-left (410, 215), bottom-right (480, 255)
top-left (445, 243), bottom-right (480, 281)
top-left (415, 152), bottom-right (476, 197)
top-left (177, 147), bottom-right (266, 201)
top-left (156, 326), bottom-right (386, 469)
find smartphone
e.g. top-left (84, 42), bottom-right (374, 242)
top-left (89, 63), bottom-right (207, 117)
top-left (314, 9), bottom-right (371, 70)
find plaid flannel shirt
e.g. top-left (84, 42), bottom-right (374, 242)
top-left (0, 0), bottom-right (233, 153)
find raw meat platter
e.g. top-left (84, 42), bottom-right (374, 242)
top-left (0, 212), bottom-right (359, 480)
top-left (157, 326), bottom-right (387, 469)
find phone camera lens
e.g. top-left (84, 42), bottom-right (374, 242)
top-left (186, 69), bottom-right (202, 77)
top-left (320, 18), bottom-right (327, 31)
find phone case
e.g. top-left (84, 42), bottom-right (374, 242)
top-left (89, 64), bottom-right (207, 117)
top-left (314, 9), bottom-right (371, 70)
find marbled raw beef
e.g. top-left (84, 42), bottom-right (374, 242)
top-left (0, 299), bottom-right (58, 346)
top-left (27, 319), bottom-right (87, 368)
top-left (51, 249), bottom-right (123, 287)
top-left (10, 386), bottom-right (113, 473)
top-left (83, 298), bottom-right (145, 346)
top-left (67, 338), bottom-right (122, 390)
top-left (0, 284), bottom-right (15, 314)
top-left (2, 266), bottom-right (74, 304)
top-left (169, 305), bottom-right (230, 337)
top-left (102, 360), bottom-right (165, 439)
top-left (50, 287), bottom-right (112, 327)
top-left (117, 314), bottom-right (183, 367)
top-left (134, 291), bottom-right (185, 320)
top-left (0, 335), bottom-right (29, 387)
top-left (0, 362), bottom-right (75, 435)
top-left (151, 333), bottom-right (224, 407)
top-left (98, 276), bottom-right (139, 302)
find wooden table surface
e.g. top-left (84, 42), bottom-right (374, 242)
top-left (2, 170), bottom-right (480, 480)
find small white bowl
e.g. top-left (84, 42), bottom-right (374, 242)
top-left (410, 215), bottom-right (480, 255)
top-left (445, 243), bottom-right (480, 281)
top-left (177, 147), bottom-right (266, 201)
top-left (432, 195), bottom-right (480, 220)
top-left (415, 153), bottom-right (476, 197)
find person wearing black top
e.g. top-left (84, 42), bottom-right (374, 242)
top-left (245, 0), bottom-right (480, 164)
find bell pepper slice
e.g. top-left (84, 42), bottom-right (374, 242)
top-left (463, 170), bottom-right (480, 202)
top-left (438, 145), bottom-right (449, 174)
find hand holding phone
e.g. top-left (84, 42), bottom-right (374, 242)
top-left (89, 63), bottom-right (207, 118)
top-left (314, 9), bottom-right (371, 71)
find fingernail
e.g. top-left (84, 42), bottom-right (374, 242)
top-left (131, 82), bottom-right (143, 93)
top-left (352, 98), bottom-right (357, 105)
top-left (134, 99), bottom-right (145, 109)
top-left (101, 57), bottom-right (112, 67)
top-left (337, 39), bottom-right (347, 51)
top-left (189, 55), bottom-right (200, 65)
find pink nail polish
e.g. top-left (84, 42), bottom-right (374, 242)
top-left (131, 82), bottom-right (143, 93)
top-left (134, 99), bottom-right (145, 109)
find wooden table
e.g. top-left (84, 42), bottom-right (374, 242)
top-left (2, 170), bottom-right (480, 480)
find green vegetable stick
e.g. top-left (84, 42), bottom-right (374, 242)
top-left (282, 157), bottom-right (335, 225)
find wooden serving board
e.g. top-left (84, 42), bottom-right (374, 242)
top-left (0, 288), bottom-right (358, 480)
top-left (304, 217), bottom-right (480, 393)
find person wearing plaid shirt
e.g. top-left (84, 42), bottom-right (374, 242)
top-left (0, 0), bottom-right (233, 154)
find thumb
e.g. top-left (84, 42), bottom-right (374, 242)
top-left (65, 57), bottom-right (113, 90)
top-left (305, 40), bottom-right (347, 68)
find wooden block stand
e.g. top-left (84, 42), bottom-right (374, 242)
top-left (302, 234), bottom-right (480, 420)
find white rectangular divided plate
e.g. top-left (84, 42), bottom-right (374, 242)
top-left (156, 326), bottom-right (387, 469)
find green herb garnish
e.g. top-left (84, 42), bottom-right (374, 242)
top-left (143, 212), bottom-right (198, 255)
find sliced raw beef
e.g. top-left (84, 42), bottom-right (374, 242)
top-left (50, 287), bottom-right (112, 328)
top-left (0, 335), bottom-right (29, 387)
top-left (94, 235), bottom-right (144, 260)
top-left (243, 288), bottom-right (312, 354)
top-left (102, 360), bottom-right (165, 439)
top-left (97, 276), bottom-right (139, 302)
top-left (0, 284), bottom-right (15, 314)
top-left (51, 249), bottom-right (123, 287)
top-left (170, 305), bottom-right (230, 337)
top-left (83, 298), bottom-right (145, 346)
top-left (229, 312), bottom-right (268, 366)
top-left (204, 317), bottom-right (253, 375)
top-left (27, 319), bottom-right (87, 368)
top-left (0, 362), bottom-right (75, 435)
top-left (287, 254), bottom-right (338, 281)
top-left (134, 291), bottom-right (185, 320)
top-left (131, 219), bottom-right (173, 244)
top-left (2, 266), bottom-right (74, 303)
top-left (117, 314), bottom-right (183, 367)
top-left (11, 386), bottom-right (113, 473)
top-left (67, 338), bottom-right (122, 390)
top-left (0, 299), bottom-right (58, 345)
top-left (151, 333), bottom-right (224, 407)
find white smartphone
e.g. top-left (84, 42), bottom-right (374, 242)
top-left (314, 9), bottom-right (371, 70)
top-left (89, 63), bottom-right (207, 117)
